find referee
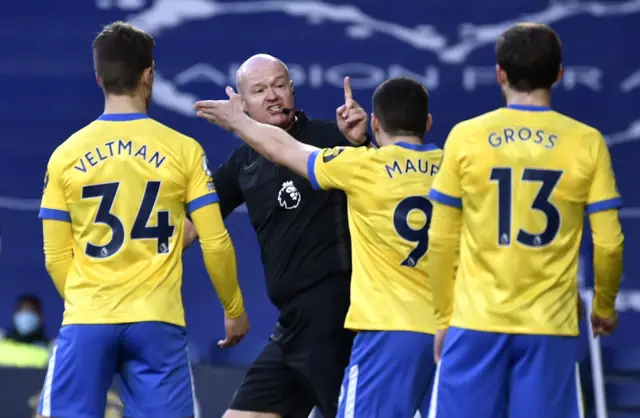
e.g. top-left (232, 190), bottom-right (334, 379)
top-left (185, 54), bottom-right (371, 418)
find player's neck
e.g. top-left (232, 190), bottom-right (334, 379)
top-left (103, 94), bottom-right (148, 115)
top-left (504, 89), bottom-right (552, 109)
top-left (389, 136), bottom-right (422, 147)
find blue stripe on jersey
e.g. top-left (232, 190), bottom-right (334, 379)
top-left (97, 113), bottom-right (149, 121)
top-left (428, 189), bottom-right (462, 208)
top-left (395, 142), bottom-right (438, 152)
top-left (39, 208), bottom-right (71, 222)
top-left (506, 104), bottom-right (552, 112)
top-left (307, 150), bottom-right (322, 190)
top-left (586, 197), bottom-right (623, 214)
top-left (186, 193), bottom-right (219, 214)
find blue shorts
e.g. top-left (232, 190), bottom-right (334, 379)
top-left (38, 322), bottom-right (194, 418)
top-left (337, 330), bottom-right (436, 418)
top-left (429, 327), bottom-right (583, 418)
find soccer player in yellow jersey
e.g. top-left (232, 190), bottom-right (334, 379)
top-left (426, 23), bottom-right (624, 418)
top-left (195, 77), bottom-right (441, 417)
top-left (36, 22), bottom-right (248, 418)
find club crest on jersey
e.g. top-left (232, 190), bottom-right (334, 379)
top-left (322, 147), bottom-right (345, 163)
top-left (278, 181), bottom-right (301, 210)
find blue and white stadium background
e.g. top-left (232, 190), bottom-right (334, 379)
top-left (0, 0), bottom-right (638, 416)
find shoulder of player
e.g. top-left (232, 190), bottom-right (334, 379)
top-left (453, 109), bottom-right (505, 132)
top-left (49, 124), bottom-right (97, 165)
top-left (144, 118), bottom-right (201, 146)
top-left (549, 111), bottom-right (604, 140)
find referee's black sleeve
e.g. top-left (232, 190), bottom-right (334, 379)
top-left (213, 151), bottom-right (245, 219)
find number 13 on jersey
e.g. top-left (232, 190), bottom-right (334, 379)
top-left (491, 167), bottom-right (562, 247)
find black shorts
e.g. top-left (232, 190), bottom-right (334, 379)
top-left (229, 280), bottom-right (354, 417)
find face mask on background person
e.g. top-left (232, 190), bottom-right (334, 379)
top-left (13, 310), bottom-right (41, 335)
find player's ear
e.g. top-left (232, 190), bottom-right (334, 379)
top-left (425, 114), bottom-right (433, 133)
top-left (555, 64), bottom-right (564, 86)
top-left (371, 113), bottom-right (379, 134)
top-left (95, 73), bottom-right (103, 88)
top-left (495, 64), bottom-right (507, 86)
top-left (142, 67), bottom-right (153, 87)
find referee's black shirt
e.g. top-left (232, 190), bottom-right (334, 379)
top-left (213, 111), bottom-right (353, 322)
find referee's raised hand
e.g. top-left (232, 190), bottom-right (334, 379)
top-left (194, 86), bottom-right (247, 132)
top-left (336, 76), bottom-right (368, 146)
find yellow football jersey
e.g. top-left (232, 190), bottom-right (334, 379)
top-left (429, 104), bottom-right (622, 336)
top-left (39, 113), bottom-right (219, 326)
top-left (308, 142), bottom-right (442, 334)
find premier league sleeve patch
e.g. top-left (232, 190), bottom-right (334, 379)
top-left (322, 147), bottom-right (345, 163)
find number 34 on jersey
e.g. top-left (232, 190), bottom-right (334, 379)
top-left (82, 181), bottom-right (175, 258)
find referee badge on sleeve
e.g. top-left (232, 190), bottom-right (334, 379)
top-left (322, 147), bottom-right (345, 163)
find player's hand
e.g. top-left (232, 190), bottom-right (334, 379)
top-left (590, 311), bottom-right (618, 337)
top-left (218, 311), bottom-right (249, 348)
top-left (434, 327), bottom-right (448, 363)
top-left (194, 87), bottom-right (247, 132)
top-left (336, 76), bottom-right (369, 146)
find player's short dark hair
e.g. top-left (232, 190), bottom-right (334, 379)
top-left (372, 77), bottom-right (429, 138)
top-left (495, 23), bottom-right (562, 92)
top-left (93, 21), bottom-right (155, 95)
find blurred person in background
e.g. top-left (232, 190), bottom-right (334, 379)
top-left (186, 54), bottom-right (371, 418)
top-left (0, 295), bottom-right (50, 369)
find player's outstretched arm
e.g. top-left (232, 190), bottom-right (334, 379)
top-left (195, 87), bottom-right (318, 179)
top-left (234, 115), bottom-right (317, 179)
top-left (42, 220), bottom-right (73, 297)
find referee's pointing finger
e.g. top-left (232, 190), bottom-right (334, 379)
top-left (343, 76), bottom-right (353, 104)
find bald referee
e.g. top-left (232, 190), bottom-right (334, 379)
top-left (185, 54), bottom-right (372, 418)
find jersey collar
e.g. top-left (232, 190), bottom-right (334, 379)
top-left (395, 142), bottom-right (438, 152)
top-left (506, 104), bottom-right (552, 112)
top-left (97, 113), bottom-right (149, 121)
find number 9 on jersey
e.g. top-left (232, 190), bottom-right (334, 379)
top-left (393, 196), bottom-right (433, 267)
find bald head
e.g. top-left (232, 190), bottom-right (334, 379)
top-left (236, 54), bottom-right (290, 93)
top-left (234, 54), bottom-right (296, 128)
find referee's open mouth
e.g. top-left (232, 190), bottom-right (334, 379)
top-left (267, 104), bottom-right (284, 113)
